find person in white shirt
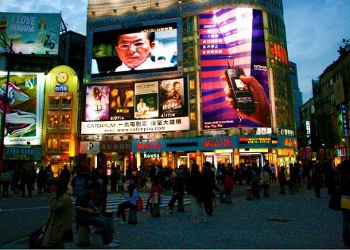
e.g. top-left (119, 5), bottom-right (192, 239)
top-left (137, 97), bottom-right (149, 114)
top-left (114, 32), bottom-right (158, 72)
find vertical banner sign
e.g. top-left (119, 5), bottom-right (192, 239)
top-left (341, 104), bottom-right (349, 138)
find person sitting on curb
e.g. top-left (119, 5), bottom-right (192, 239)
top-left (114, 180), bottom-right (138, 224)
top-left (75, 182), bottom-right (119, 248)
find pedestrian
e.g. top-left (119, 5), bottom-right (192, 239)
top-left (259, 166), bottom-right (270, 192)
top-left (37, 166), bottom-right (47, 194)
top-left (1, 168), bottom-right (11, 197)
top-left (46, 165), bottom-right (54, 193)
top-left (338, 159), bottom-right (350, 248)
top-left (28, 165), bottom-right (37, 191)
top-left (219, 170), bottom-right (234, 203)
top-left (185, 163), bottom-right (207, 224)
top-left (41, 180), bottom-right (73, 248)
top-left (251, 164), bottom-right (260, 199)
top-left (60, 164), bottom-right (71, 189)
top-left (75, 182), bottom-right (119, 248)
top-left (312, 161), bottom-right (322, 199)
top-left (109, 165), bottom-right (118, 192)
top-left (142, 179), bottom-right (163, 214)
top-left (72, 167), bottom-right (87, 198)
top-left (114, 180), bottom-right (138, 225)
top-left (202, 161), bottom-right (217, 216)
top-left (324, 160), bottom-right (336, 195)
top-left (167, 169), bottom-right (185, 212)
top-left (20, 167), bottom-right (28, 198)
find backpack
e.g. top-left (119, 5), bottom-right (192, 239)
top-left (1, 172), bottom-right (10, 183)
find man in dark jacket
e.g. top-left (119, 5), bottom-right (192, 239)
top-left (185, 163), bottom-right (207, 224)
top-left (201, 161), bottom-right (217, 216)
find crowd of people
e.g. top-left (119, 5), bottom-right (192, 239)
top-left (1, 158), bottom-right (348, 248)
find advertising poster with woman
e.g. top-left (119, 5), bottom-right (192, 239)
top-left (199, 8), bottom-right (270, 129)
top-left (85, 85), bottom-right (110, 121)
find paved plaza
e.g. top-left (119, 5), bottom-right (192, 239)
top-left (0, 182), bottom-right (345, 249)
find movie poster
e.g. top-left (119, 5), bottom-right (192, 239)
top-left (159, 78), bottom-right (185, 117)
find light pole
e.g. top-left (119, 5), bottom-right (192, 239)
top-left (0, 38), bottom-right (13, 164)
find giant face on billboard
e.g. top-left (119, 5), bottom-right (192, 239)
top-left (0, 13), bottom-right (61, 55)
top-left (0, 72), bottom-right (45, 145)
top-left (91, 23), bottom-right (179, 79)
top-left (81, 78), bottom-right (189, 134)
top-left (199, 8), bottom-right (271, 129)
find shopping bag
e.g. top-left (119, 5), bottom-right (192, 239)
top-left (136, 196), bottom-right (143, 211)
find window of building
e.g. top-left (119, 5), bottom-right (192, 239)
top-left (61, 113), bottom-right (71, 129)
top-left (60, 138), bottom-right (70, 153)
top-left (47, 137), bottom-right (59, 152)
top-left (48, 113), bottom-right (59, 129)
top-left (49, 96), bottom-right (60, 109)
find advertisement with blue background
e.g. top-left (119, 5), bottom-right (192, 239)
top-left (0, 12), bottom-right (60, 55)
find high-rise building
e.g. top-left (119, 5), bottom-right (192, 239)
top-left (81, 0), bottom-right (297, 173)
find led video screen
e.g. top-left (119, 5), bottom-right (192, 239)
top-left (91, 23), bottom-right (178, 77)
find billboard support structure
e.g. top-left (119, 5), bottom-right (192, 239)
top-left (0, 38), bottom-right (13, 165)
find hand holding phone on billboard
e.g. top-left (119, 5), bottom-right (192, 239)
top-left (222, 74), bottom-right (270, 127)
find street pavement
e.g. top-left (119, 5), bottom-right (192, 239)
top-left (0, 181), bottom-right (346, 249)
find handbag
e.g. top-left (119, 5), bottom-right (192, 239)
top-left (329, 188), bottom-right (342, 211)
top-left (136, 196), bottom-right (143, 211)
top-left (29, 228), bottom-right (43, 249)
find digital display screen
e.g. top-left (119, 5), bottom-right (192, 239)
top-left (91, 23), bottom-right (178, 77)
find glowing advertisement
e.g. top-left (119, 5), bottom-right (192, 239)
top-left (199, 8), bottom-right (270, 129)
top-left (91, 22), bottom-right (181, 81)
top-left (0, 13), bottom-right (61, 55)
top-left (0, 72), bottom-right (45, 145)
top-left (82, 77), bottom-right (189, 134)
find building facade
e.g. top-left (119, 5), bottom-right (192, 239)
top-left (81, 0), bottom-right (297, 173)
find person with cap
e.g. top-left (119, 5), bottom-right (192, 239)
top-left (114, 180), bottom-right (139, 224)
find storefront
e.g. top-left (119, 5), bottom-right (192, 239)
top-left (131, 135), bottom-right (297, 170)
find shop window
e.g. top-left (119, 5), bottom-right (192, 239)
top-left (48, 114), bottom-right (59, 129)
top-left (61, 114), bottom-right (71, 129)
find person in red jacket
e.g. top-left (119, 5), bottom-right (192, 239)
top-left (219, 170), bottom-right (234, 203)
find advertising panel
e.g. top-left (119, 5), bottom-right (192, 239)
top-left (0, 72), bottom-right (45, 145)
top-left (0, 13), bottom-right (61, 55)
top-left (199, 8), bottom-right (270, 129)
top-left (90, 22), bottom-right (181, 81)
top-left (82, 77), bottom-right (189, 134)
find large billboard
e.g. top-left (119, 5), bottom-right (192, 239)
top-left (90, 21), bottom-right (182, 81)
top-left (0, 72), bottom-right (45, 145)
top-left (199, 8), bottom-right (271, 129)
top-left (0, 12), bottom-right (61, 55)
top-left (81, 77), bottom-right (189, 134)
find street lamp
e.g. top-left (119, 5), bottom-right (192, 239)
top-left (0, 38), bottom-right (13, 163)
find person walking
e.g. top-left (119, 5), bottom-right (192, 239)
top-left (251, 164), bottom-right (260, 199)
top-left (185, 163), bottom-right (207, 224)
top-left (202, 161), bottom-right (217, 216)
top-left (167, 170), bottom-right (185, 213)
top-left (1, 168), bottom-right (11, 197)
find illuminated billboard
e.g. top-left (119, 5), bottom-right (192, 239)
top-left (90, 22), bottom-right (181, 81)
top-left (199, 8), bottom-right (271, 129)
top-left (0, 12), bottom-right (61, 55)
top-left (82, 77), bottom-right (189, 134)
top-left (0, 72), bottom-right (45, 145)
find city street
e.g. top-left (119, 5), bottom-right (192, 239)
top-left (0, 182), bottom-right (345, 249)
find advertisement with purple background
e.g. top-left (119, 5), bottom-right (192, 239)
top-left (199, 8), bottom-right (270, 129)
